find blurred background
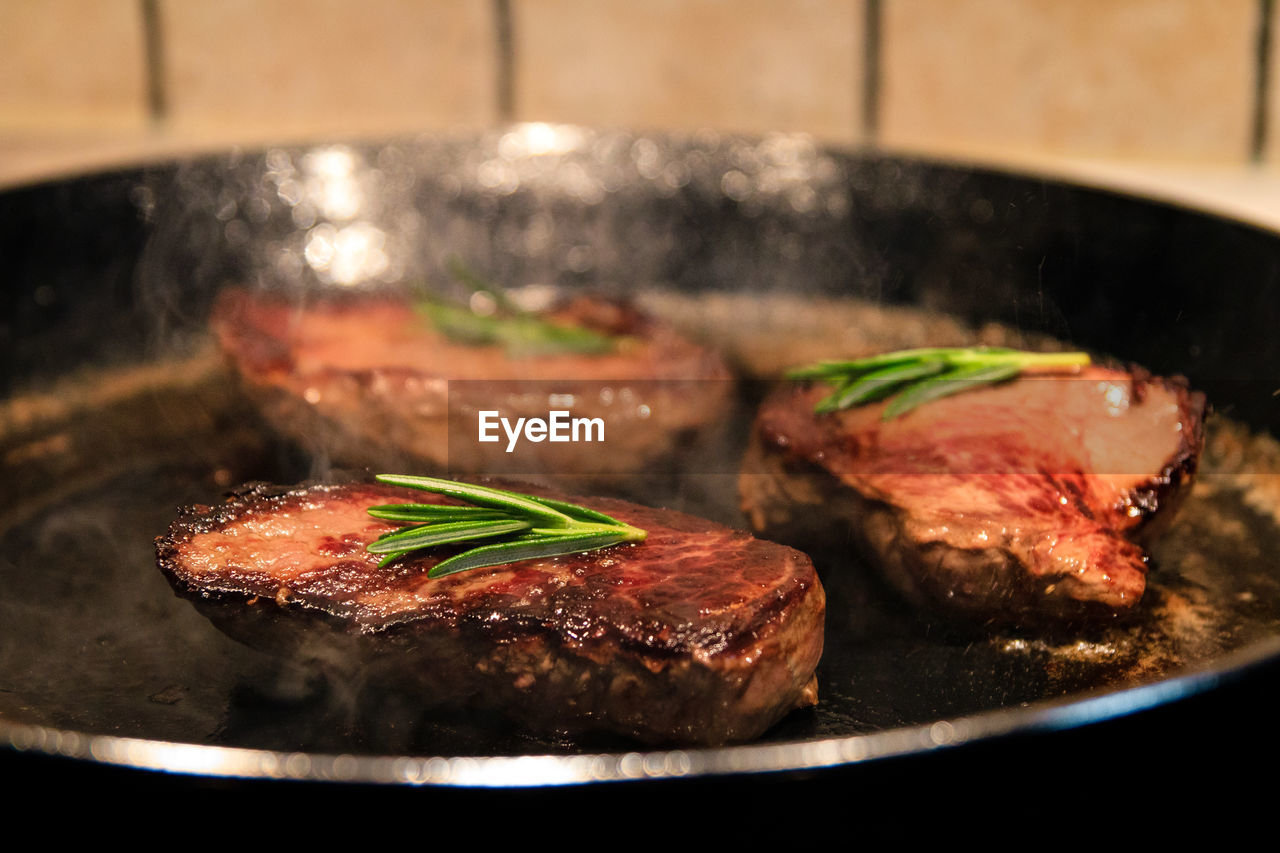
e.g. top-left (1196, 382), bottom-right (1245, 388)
top-left (0, 0), bottom-right (1276, 220)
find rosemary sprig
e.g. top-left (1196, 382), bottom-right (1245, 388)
top-left (366, 475), bottom-right (647, 577)
top-left (787, 346), bottom-right (1091, 419)
top-left (416, 257), bottom-right (615, 357)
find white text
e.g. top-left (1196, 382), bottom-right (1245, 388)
top-left (478, 410), bottom-right (605, 453)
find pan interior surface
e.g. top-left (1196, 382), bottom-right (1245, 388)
top-left (2, 304), bottom-right (1278, 783)
top-left (1, 129), bottom-right (1278, 784)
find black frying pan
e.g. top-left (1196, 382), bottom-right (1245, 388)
top-left (2, 128), bottom-right (1278, 813)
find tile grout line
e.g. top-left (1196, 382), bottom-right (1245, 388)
top-left (1252, 0), bottom-right (1273, 163)
top-left (863, 0), bottom-right (882, 142)
top-left (495, 0), bottom-right (515, 123)
top-left (140, 0), bottom-right (167, 125)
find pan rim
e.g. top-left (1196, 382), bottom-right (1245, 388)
top-left (4, 634), bottom-right (1276, 787)
top-left (4, 130), bottom-right (1278, 788)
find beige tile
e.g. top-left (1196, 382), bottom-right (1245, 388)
top-left (882, 0), bottom-right (1256, 163)
top-left (0, 0), bottom-right (148, 130)
top-left (514, 0), bottom-right (864, 142)
top-left (162, 0), bottom-right (497, 137)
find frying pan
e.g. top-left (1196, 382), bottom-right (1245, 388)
top-left (2, 127), bottom-right (1278, 809)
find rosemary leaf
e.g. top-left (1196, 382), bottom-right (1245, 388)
top-left (521, 494), bottom-right (630, 527)
top-left (815, 360), bottom-right (948, 413)
top-left (416, 300), bottom-right (502, 347)
top-left (789, 346), bottom-right (1091, 419)
top-left (881, 362), bottom-right (1022, 420)
top-left (418, 258), bottom-right (615, 357)
top-left (787, 352), bottom-right (927, 381)
top-left (367, 476), bottom-right (648, 576)
top-left (366, 504), bottom-right (509, 523)
top-left (427, 531), bottom-right (635, 579)
top-left (366, 519), bottom-right (533, 554)
top-left (377, 550), bottom-right (412, 569)
top-left (374, 475), bottom-right (573, 527)
top-left (495, 314), bottom-right (614, 357)
top-left (445, 255), bottom-right (522, 315)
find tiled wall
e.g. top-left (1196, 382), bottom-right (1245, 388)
top-left (0, 0), bottom-right (149, 131)
top-left (513, 0), bottom-right (863, 139)
top-left (881, 0), bottom-right (1260, 163)
top-left (0, 0), bottom-right (1273, 165)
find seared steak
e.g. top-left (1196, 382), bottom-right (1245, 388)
top-left (740, 366), bottom-right (1205, 624)
top-left (210, 289), bottom-right (733, 479)
top-left (156, 480), bottom-right (824, 745)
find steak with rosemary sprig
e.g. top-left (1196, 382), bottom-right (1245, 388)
top-left (740, 365), bottom-right (1205, 625)
top-left (210, 288), bottom-right (732, 480)
top-left (155, 480), bottom-right (824, 745)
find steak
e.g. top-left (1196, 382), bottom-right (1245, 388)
top-left (156, 480), bottom-right (824, 745)
top-left (210, 289), bottom-right (733, 480)
top-left (740, 366), bottom-right (1205, 624)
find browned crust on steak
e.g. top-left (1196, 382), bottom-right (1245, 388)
top-left (740, 368), bottom-right (1206, 625)
top-left (1115, 373), bottom-right (1205, 547)
top-left (156, 481), bottom-right (824, 744)
top-left (210, 289), bottom-right (733, 477)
